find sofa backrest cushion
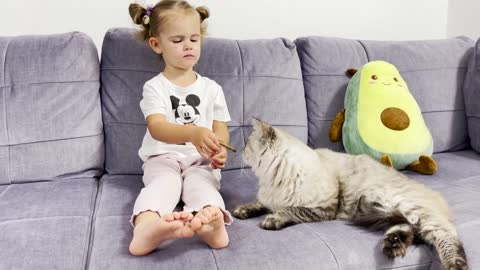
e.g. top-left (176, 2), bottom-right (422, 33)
top-left (295, 36), bottom-right (473, 153)
top-left (464, 38), bottom-right (480, 152)
top-left (0, 32), bottom-right (104, 184)
top-left (100, 28), bottom-right (307, 175)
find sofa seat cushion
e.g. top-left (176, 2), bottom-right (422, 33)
top-left (464, 37), bottom-right (480, 152)
top-left (0, 178), bottom-right (98, 269)
top-left (87, 153), bottom-right (480, 270)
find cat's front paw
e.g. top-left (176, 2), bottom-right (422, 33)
top-left (232, 205), bottom-right (253, 220)
top-left (260, 214), bottom-right (286, 230)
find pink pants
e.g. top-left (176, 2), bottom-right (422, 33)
top-left (131, 153), bottom-right (232, 225)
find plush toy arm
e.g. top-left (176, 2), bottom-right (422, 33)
top-left (329, 109), bottom-right (346, 142)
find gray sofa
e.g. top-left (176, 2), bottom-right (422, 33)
top-left (1, 28), bottom-right (479, 270)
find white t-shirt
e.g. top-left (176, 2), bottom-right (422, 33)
top-left (138, 73), bottom-right (231, 162)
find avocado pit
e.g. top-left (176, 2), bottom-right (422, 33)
top-left (381, 107), bottom-right (410, 131)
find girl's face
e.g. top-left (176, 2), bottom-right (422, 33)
top-left (149, 11), bottom-right (202, 72)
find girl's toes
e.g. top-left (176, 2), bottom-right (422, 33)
top-left (191, 215), bottom-right (203, 230)
top-left (196, 212), bottom-right (209, 224)
top-left (163, 213), bottom-right (174, 222)
top-left (181, 211), bottom-right (194, 221)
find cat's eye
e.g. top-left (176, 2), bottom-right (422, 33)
top-left (372, 202), bottom-right (382, 207)
top-left (394, 77), bottom-right (399, 82)
top-left (371, 75), bottom-right (378, 80)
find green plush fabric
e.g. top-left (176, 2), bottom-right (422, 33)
top-left (342, 61), bottom-right (433, 169)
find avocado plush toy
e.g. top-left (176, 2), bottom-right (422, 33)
top-left (329, 61), bottom-right (437, 175)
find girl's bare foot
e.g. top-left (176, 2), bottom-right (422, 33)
top-left (190, 206), bottom-right (229, 249)
top-left (129, 211), bottom-right (194, 256)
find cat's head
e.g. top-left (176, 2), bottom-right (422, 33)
top-left (243, 118), bottom-right (279, 168)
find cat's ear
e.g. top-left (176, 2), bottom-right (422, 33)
top-left (251, 117), bottom-right (276, 142)
top-left (251, 117), bottom-right (269, 132)
top-left (251, 117), bottom-right (263, 130)
top-left (262, 125), bottom-right (277, 142)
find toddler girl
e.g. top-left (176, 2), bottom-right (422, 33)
top-left (128, 0), bottom-right (232, 256)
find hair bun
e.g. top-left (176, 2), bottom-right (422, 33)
top-left (196, 6), bottom-right (209, 21)
top-left (129, 3), bottom-right (147, 25)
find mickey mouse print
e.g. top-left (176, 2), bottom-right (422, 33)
top-left (170, 94), bottom-right (201, 125)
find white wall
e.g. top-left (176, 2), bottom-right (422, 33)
top-left (447, 0), bottom-right (480, 40)
top-left (0, 0), bottom-right (449, 52)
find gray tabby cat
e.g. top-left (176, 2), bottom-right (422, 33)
top-left (232, 119), bottom-right (468, 270)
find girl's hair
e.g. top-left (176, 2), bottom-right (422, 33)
top-left (129, 0), bottom-right (209, 41)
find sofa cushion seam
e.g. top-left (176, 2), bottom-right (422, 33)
top-left (84, 177), bottom-right (103, 270)
top-left (0, 184), bottom-right (11, 197)
top-left (4, 80), bottom-right (99, 88)
top-left (4, 133), bottom-right (103, 147)
top-left (209, 249), bottom-right (219, 270)
top-left (303, 224), bottom-right (340, 270)
top-left (0, 215), bottom-right (90, 224)
top-left (357, 40), bottom-right (370, 62)
top-left (302, 66), bottom-right (468, 77)
top-left (3, 38), bottom-right (11, 185)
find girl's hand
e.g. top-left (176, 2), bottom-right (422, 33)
top-left (190, 126), bottom-right (221, 159)
top-left (211, 145), bottom-right (228, 169)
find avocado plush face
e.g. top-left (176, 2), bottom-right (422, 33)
top-left (343, 61), bottom-right (433, 169)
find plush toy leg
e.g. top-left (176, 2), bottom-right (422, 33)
top-left (380, 156), bottom-right (393, 167)
top-left (329, 109), bottom-right (346, 142)
top-left (407, 155), bottom-right (437, 175)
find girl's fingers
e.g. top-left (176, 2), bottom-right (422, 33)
top-left (212, 158), bottom-right (225, 169)
top-left (209, 134), bottom-right (220, 146)
top-left (211, 160), bottom-right (218, 169)
top-left (205, 138), bottom-right (220, 153)
top-left (200, 143), bottom-right (214, 157)
top-left (195, 145), bottom-right (208, 159)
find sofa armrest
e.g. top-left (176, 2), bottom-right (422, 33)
top-left (464, 38), bottom-right (480, 152)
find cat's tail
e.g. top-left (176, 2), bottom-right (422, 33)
top-left (418, 220), bottom-right (468, 270)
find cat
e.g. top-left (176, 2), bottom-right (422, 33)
top-left (232, 118), bottom-right (468, 270)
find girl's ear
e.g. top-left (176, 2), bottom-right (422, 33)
top-left (148, 37), bottom-right (162, 54)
